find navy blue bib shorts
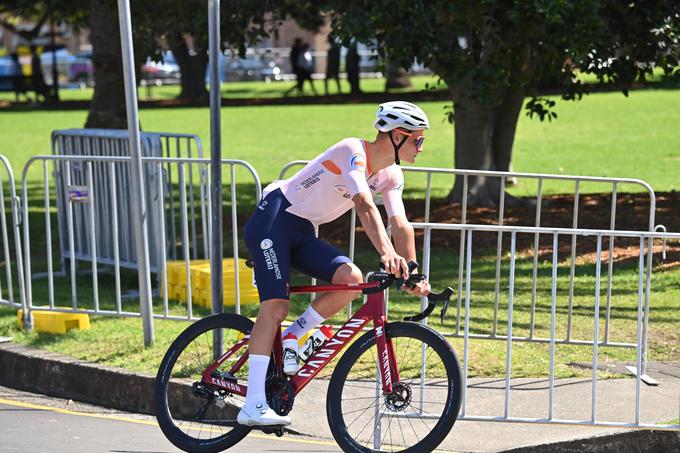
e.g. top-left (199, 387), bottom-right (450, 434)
top-left (244, 189), bottom-right (351, 302)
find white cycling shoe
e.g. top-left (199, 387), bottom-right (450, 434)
top-left (237, 402), bottom-right (291, 426)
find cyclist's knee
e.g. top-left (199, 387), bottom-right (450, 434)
top-left (332, 263), bottom-right (363, 298)
top-left (333, 263), bottom-right (363, 284)
top-left (259, 299), bottom-right (291, 324)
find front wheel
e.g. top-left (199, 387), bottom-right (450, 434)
top-left (327, 322), bottom-right (462, 453)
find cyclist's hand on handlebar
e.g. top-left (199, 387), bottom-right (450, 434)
top-left (380, 253), bottom-right (409, 278)
top-left (402, 277), bottom-right (431, 297)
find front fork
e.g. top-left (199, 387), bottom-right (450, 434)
top-left (374, 317), bottom-right (400, 394)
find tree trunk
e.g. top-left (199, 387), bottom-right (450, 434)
top-left (448, 98), bottom-right (500, 206)
top-left (492, 84), bottom-right (525, 173)
top-left (85, 0), bottom-right (127, 129)
top-left (170, 34), bottom-right (209, 102)
top-left (447, 86), bottom-right (526, 207)
top-left (385, 56), bottom-right (411, 90)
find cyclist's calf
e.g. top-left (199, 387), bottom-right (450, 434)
top-left (250, 299), bottom-right (291, 355)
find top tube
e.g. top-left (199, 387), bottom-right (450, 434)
top-left (290, 281), bottom-right (381, 295)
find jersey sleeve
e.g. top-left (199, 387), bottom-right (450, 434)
top-left (382, 166), bottom-right (406, 218)
top-left (336, 139), bottom-right (371, 197)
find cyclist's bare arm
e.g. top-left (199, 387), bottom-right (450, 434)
top-left (390, 214), bottom-right (431, 296)
top-left (352, 192), bottom-right (408, 277)
top-left (390, 214), bottom-right (417, 263)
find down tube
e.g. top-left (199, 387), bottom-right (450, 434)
top-left (290, 314), bottom-right (371, 394)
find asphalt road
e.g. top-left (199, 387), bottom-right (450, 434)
top-left (0, 385), bottom-right (341, 453)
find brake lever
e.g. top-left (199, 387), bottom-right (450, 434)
top-left (403, 287), bottom-right (454, 323)
top-left (440, 292), bottom-right (452, 324)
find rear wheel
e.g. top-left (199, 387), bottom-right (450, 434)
top-left (326, 322), bottom-right (462, 452)
top-left (154, 313), bottom-right (254, 453)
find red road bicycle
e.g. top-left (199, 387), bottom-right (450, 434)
top-left (154, 266), bottom-right (462, 452)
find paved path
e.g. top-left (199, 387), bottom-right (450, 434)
top-left (2, 355), bottom-right (679, 453)
top-left (0, 385), bottom-right (341, 453)
top-left (291, 364), bottom-right (680, 452)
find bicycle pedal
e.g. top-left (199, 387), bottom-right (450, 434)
top-left (259, 425), bottom-right (285, 437)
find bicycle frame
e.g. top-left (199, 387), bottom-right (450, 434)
top-left (201, 281), bottom-right (400, 397)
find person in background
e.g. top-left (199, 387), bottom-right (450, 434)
top-left (284, 38), bottom-right (303, 96)
top-left (324, 35), bottom-right (341, 95)
top-left (296, 42), bottom-right (317, 95)
top-left (10, 53), bottom-right (31, 103)
top-left (346, 40), bottom-right (361, 95)
top-left (30, 45), bottom-right (49, 102)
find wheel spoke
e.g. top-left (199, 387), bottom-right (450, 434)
top-left (155, 317), bottom-right (255, 451)
top-left (327, 324), bottom-right (461, 452)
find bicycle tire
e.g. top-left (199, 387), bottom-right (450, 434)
top-left (154, 313), bottom-right (254, 453)
top-left (326, 321), bottom-right (462, 453)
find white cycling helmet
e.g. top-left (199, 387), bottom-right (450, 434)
top-left (374, 101), bottom-right (429, 165)
top-left (374, 101), bottom-right (429, 132)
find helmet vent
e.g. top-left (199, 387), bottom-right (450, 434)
top-left (386, 113), bottom-right (399, 120)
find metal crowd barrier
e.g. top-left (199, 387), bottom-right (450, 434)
top-left (279, 162), bottom-right (662, 371)
top-left (0, 156), bottom-right (27, 320)
top-left (279, 160), bottom-right (678, 431)
top-left (21, 155), bottom-right (260, 323)
top-left (412, 223), bottom-right (680, 430)
top-left (52, 129), bottom-right (208, 272)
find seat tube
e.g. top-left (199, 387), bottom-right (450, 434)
top-left (271, 326), bottom-right (284, 376)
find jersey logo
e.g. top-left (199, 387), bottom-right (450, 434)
top-left (349, 154), bottom-right (366, 172)
top-left (322, 160), bottom-right (342, 175)
top-left (260, 239), bottom-right (273, 250)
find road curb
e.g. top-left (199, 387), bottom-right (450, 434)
top-left (0, 342), bottom-right (157, 414)
top-left (0, 342), bottom-right (308, 437)
top-left (501, 429), bottom-right (680, 452)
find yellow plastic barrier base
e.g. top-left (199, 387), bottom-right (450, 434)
top-left (161, 258), bottom-right (258, 307)
top-left (17, 309), bottom-right (91, 334)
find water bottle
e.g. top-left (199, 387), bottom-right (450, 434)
top-left (298, 325), bottom-right (334, 362)
top-left (282, 333), bottom-right (299, 375)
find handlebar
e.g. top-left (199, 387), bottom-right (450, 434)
top-left (369, 261), bottom-right (454, 324)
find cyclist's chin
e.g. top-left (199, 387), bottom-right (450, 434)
top-left (403, 154), bottom-right (417, 164)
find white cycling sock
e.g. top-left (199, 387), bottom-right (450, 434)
top-left (245, 354), bottom-right (270, 407)
top-left (283, 305), bottom-right (325, 340)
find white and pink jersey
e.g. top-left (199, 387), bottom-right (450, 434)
top-left (264, 138), bottom-right (406, 226)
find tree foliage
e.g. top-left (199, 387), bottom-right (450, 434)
top-left (329, 1), bottom-right (680, 205)
top-left (0, 0), bottom-right (85, 43)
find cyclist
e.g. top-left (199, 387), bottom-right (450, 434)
top-left (238, 101), bottom-right (432, 426)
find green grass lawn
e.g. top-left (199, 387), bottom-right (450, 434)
top-left (1, 87), bottom-right (678, 196)
top-left (0, 75), bottom-right (441, 103)
top-left (1, 241), bottom-right (678, 379)
top-left (0, 82), bottom-right (678, 379)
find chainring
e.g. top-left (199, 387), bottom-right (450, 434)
top-left (265, 376), bottom-right (295, 416)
